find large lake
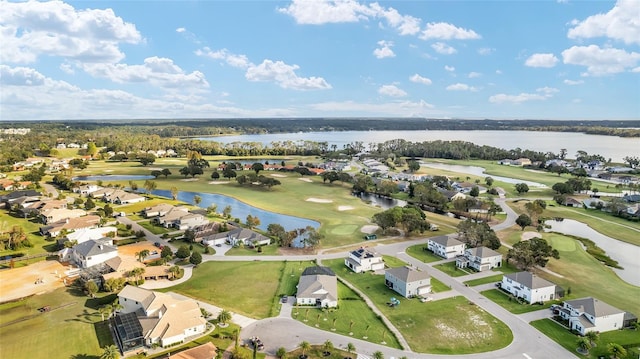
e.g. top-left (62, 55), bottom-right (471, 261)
top-left (199, 130), bottom-right (638, 163)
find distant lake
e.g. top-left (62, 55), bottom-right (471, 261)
top-left (199, 130), bottom-right (638, 163)
top-left (74, 175), bottom-right (154, 181)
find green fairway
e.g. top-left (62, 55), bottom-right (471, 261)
top-left (540, 233), bottom-right (640, 315)
top-left (323, 259), bottom-right (513, 354)
top-left (434, 261), bottom-right (470, 277)
top-left (292, 281), bottom-right (401, 349)
top-left (405, 244), bottom-right (443, 263)
top-left (0, 288), bottom-right (113, 359)
top-left (164, 260), bottom-right (314, 319)
top-left (0, 211), bottom-right (55, 259)
top-left (531, 319), bottom-right (640, 359)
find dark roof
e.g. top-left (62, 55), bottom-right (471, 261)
top-left (73, 238), bottom-right (117, 257)
top-left (504, 271), bottom-right (555, 289)
top-left (351, 247), bottom-right (379, 259)
top-left (301, 266), bottom-right (335, 277)
top-left (113, 311), bottom-right (143, 341)
top-left (0, 189), bottom-right (40, 202)
top-left (565, 297), bottom-right (624, 317)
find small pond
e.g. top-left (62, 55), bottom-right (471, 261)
top-left (544, 219), bottom-right (640, 286)
top-left (74, 175), bottom-right (155, 181)
top-left (420, 162), bottom-right (547, 188)
top-left (152, 189), bottom-right (319, 247)
top-left (356, 192), bottom-right (407, 210)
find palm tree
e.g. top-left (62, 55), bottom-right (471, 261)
top-left (607, 343), bottom-right (627, 359)
top-left (372, 351), bottom-right (384, 359)
top-left (276, 347), bottom-right (287, 359)
top-left (322, 340), bottom-right (333, 354)
top-left (170, 186), bottom-right (179, 200)
top-left (100, 345), bottom-right (120, 359)
top-left (98, 305), bottom-right (110, 321)
top-left (346, 343), bottom-right (355, 356)
top-left (585, 331), bottom-right (599, 346)
top-left (576, 337), bottom-right (591, 354)
top-left (111, 299), bottom-right (123, 317)
top-left (137, 249), bottom-right (150, 262)
top-left (168, 265), bottom-right (181, 279)
top-left (299, 341), bottom-right (311, 358)
top-left (217, 309), bottom-right (232, 326)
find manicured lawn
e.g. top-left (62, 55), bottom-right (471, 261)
top-left (286, 345), bottom-right (354, 359)
top-left (323, 259), bottom-right (513, 354)
top-left (464, 274), bottom-right (503, 287)
top-left (0, 287), bottom-right (113, 359)
top-left (164, 261), bottom-right (314, 319)
top-left (541, 233), bottom-right (640, 315)
top-left (225, 244), bottom-right (281, 256)
top-left (405, 244), bottom-right (443, 263)
top-left (292, 281), bottom-right (401, 349)
top-left (382, 255), bottom-right (407, 268)
top-left (433, 261), bottom-right (470, 277)
top-left (481, 289), bottom-right (561, 314)
top-left (169, 239), bottom-right (211, 255)
top-left (531, 319), bottom-right (640, 359)
top-left (0, 211), bottom-right (56, 258)
top-left (137, 220), bottom-right (171, 234)
top-left (430, 277), bottom-right (451, 293)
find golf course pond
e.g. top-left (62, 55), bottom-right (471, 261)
top-left (74, 175), bottom-right (155, 181)
top-left (152, 189), bottom-right (319, 246)
top-left (420, 162), bottom-right (547, 188)
top-left (544, 219), bottom-right (640, 286)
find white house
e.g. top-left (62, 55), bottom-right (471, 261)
top-left (456, 246), bottom-right (502, 272)
top-left (115, 285), bottom-right (207, 350)
top-left (73, 184), bottom-right (101, 196)
top-left (345, 247), bottom-right (385, 273)
top-left (61, 238), bottom-right (118, 268)
top-left (427, 236), bottom-right (466, 259)
top-left (64, 226), bottom-right (118, 245)
top-left (501, 271), bottom-right (560, 304)
top-left (560, 297), bottom-right (632, 335)
top-left (385, 266), bottom-right (431, 298)
top-left (296, 266), bottom-right (338, 308)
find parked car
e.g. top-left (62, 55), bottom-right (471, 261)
top-left (154, 242), bottom-right (162, 248)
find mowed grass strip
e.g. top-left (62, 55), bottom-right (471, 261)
top-left (292, 281), bottom-right (401, 349)
top-left (405, 244), bottom-right (443, 263)
top-left (323, 259), bottom-right (513, 354)
top-left (0, 288), bottom-right (111, 359)
top-left (163, 261), bottom-right (292, 319)
top-left (464, 274), bottom-right (504, 287)
top-left (433, 261), bottom-right (470, 277)
top-left (480, 289), bottom-right (560, 314)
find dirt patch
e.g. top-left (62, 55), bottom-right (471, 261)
top-left (298, 178), bottom-right (313, 183)
top-left (338, 205), bottom-right (354, 211)
top-left (521, 231), bottom-right (541, 241)
top-left (270, 174), bottom-right (286, 178)
top-left (0, 260), bottom-right (67, 303)
top-left (305, 198), bottom-right (332, 203)
top-left (360, 225), bottom-right (379, 234)
top-left (117, 242), bottom-right (158, 259)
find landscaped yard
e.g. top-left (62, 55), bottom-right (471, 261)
top-left (405, 244), bottom-right (443, 263)
top-left (481, 289), bottom-right (561, 314)
top-left (163, 260), bottom-right (314, 319)
top-left (225, 243), bottom-right (281, 256)
top-left (323, 259), bottom-right (513, 354)
top-left (292, 281), bottom-right (401, 349)
top-left (0, 287), bottom-right (114, 359)
top-left (0, 211), bottom-right (57, 259)
top-left (531, 319), bottom-right (640, 359)
top-left (433, 261), bottom-right (470, 277)
top-left (137, 220), bottom-right (171, 235)
top-left (463, 274), bottom-right (503, 287)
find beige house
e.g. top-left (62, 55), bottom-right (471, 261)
top-left (40, 215), bottom-right (101, 237)
top-left (40, 208), bottom-right (86, 224)
top-left (296, 266), bottom-right (338, 308)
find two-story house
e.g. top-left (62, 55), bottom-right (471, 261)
top-left (385, 266), bottom-right (431, 298)
top-left (501, 271), bottom-right (562, 304)
top-left (560, 297), bottom-right (635, 335)
top-left (427, 236), bottom-right (466, 259)
top-left (456, 246), bottom-right (502, 271)
top-left (345, 247), bottom-right (385, 273)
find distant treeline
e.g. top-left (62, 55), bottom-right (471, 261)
top-left (2, 118), bottom-right (640, 137)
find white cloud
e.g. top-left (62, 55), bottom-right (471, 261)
top-left (444, 65), bottom-right (455, 72)
top-left (563, 79), bottom-right (584, 85)
top-left (537, 87), bottom-right (559, 96)
top-left (568, 0), bottom-right (640, 45)
top-left (176, 27), bottom-right (186, 33)
top-left (59, 62), bottom-right (75, 75)
top-left (495, 70), bottom-right (503, 75)
top-left (409, 74), bottom-right (432, 85)
top-left (378, 84), bottom-right (407, 97)
top-left (489, 93), bottom-right (547, 104)
top-left (0, 0), bottom-right (141, 64)
top-left (562, 45), bottom-right (640, 76)
top-left (478, 47), bottom-right (494, 56)
top-left (446, 83), bottom-right (477, 91)
top-left (632, 67), bottom-right (640, 73)
top-left (0, 65), bottom-right (46, 86)
top-left (373, 40), bottom-right (395, 59)
top-left (195, 47), bottom-right (251, 69)
top-left (245, 60), bottom-right (332, 90)
top-left (369, 3), bottom-right (421, 35)
top-left (420, 22), bottom-right (481, 40)
top-left (431, 42), bottom-right (457, 55)
top-left (525, 53), bottom-right (559, 68)
top-left (80, 57), bottom-right (209, 89)
top-left (468, 72), bottom-right (482, 78)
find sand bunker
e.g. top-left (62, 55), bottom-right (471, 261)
top-left (298, 178), bottom-right (313, 183)
top-left (180, 178), bottom-right (199, 182)
top-left (306, 198), bottom-right (333, 203)
top-left (521, 231), bottom-right (541, 241)
top-left (360, 225), bottom-right (379, 234)
top-left (208, 181), bottom-right (230, 185)
top-left (338, 205), bottom-right (354, 211)
top-left (270, 174), bottom-right (286, 178)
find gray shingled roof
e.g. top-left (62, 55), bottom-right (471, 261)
top-left (430, 236), bottom-right (464, 247)
top-left (385, 266), bottom-right (430, 283)
top-left (301, 266), bottom-right (335, 277)
top-left (73, 238), bottom-right (117, 257)
top-left (504, 271), bottom-right (555, 289)
top-left (466, 246), bottom-right (501, 258)
top-left (565, 297), bottom-right (624, 318)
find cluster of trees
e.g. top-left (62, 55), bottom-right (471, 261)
top-left (507, 237), bottom-right (559, 270)
top-left (266, 224), bottom-right (323, 248)
top-left (236, 173), bottom-right (281, 188)
top-left (176, 244), bottom-right (203, 266)
top-left (456, 219), bottom-right (500, 249)
top-left (372, 206), bottom-right (431, 235)
top-left (0, 226), bottom-right (32, 250)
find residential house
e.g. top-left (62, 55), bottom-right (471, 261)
top-left (436, 188), bottom-right (467, 201)
top-left (60, 238), bottom-right (118, 268)
top-left (427, 236), bottom-right (466, 259)
top-left (296, 266), bottom-right (338, 308)
top-left (501, 271), bottom-right (562, 304)
top-left (345, 247), bottom-right (385, 273)
top-left (102, 256), bottom-right (145, 281)
top-left (73, 184), bottom-right (101, 196)
top-left (385, 266), bottom-right (431, 298)
top-left (188, 222), bottom-right (221, 243)
top-left (456, 246), bottom-right (502, 271)
top-left (512, 158), bottom-right (532, 166)
top-left (168, 343), bottom-right (217, 359)
top-left (156, 207), bottom-right (208, 230)
top-left (62, 226), bottom-right (118, 246)
top-left (40, 215), bottom-right (101, 237)
top-left (19, 199), bottom-right (68, 217)
top-left (143, 203), bottom-right (176, 218)
top-left (563, 197), bottom-right (582, 207)
top-left (155, 206), bottom-right (190, 226)
top-left (204, 227), bottom-right (270, 247)
top-left (104, 189), bottom-right (145, 204)
top-left (114, 286), bottom-right (207, 351)
top-left (40, 208), bottom-right (87, 224)
top-left (560, 297), bottom-right (636, 335)
top-left (90, 187), bottom-right (117, 199)
top-left (0, 189), bottom-right (40, 208)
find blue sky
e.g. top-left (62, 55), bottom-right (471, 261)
top-left (1, 0), bottom-right (639, 121)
